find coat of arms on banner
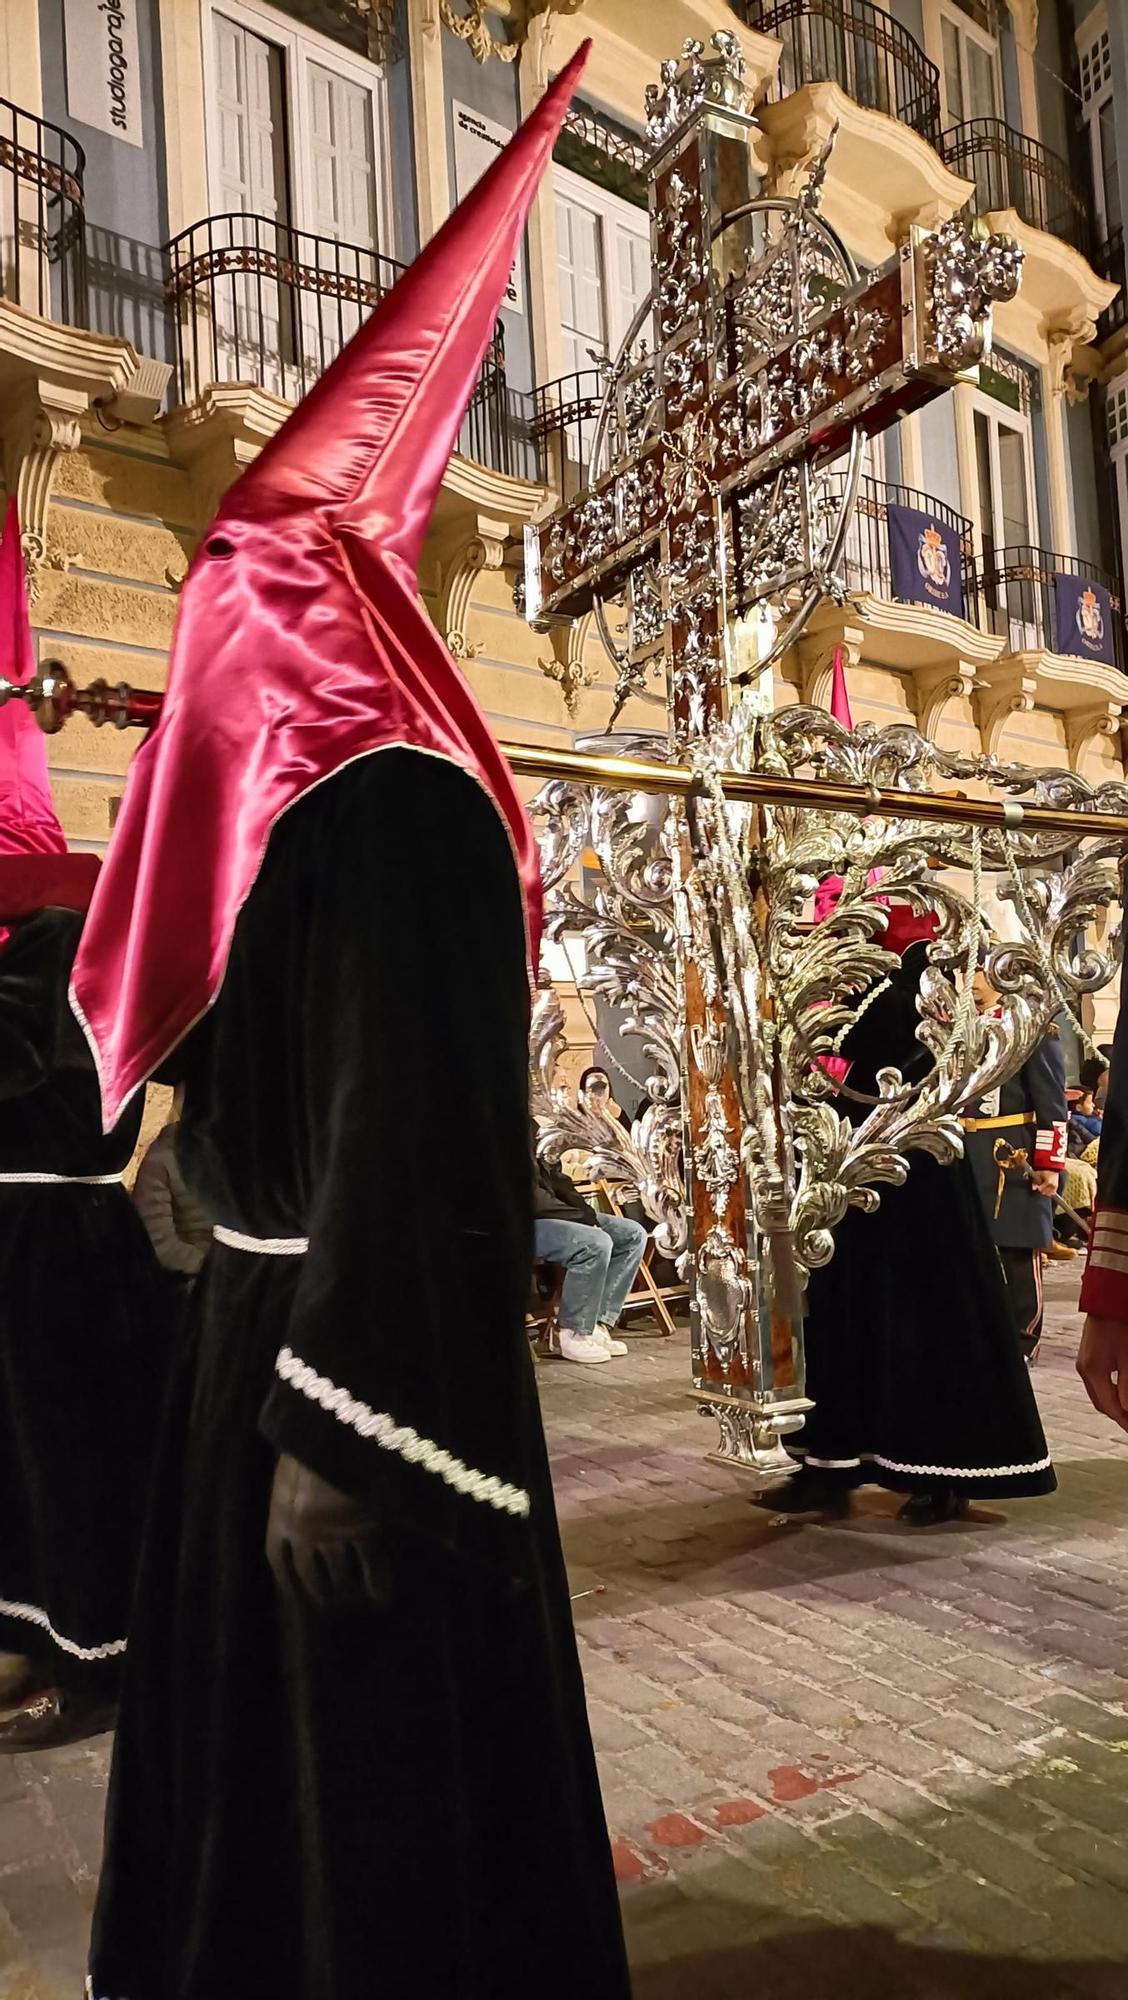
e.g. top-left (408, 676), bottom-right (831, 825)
top-left (1076, 585), bottom-right (1105, 651)
top-left (917, 522), bottom-right (951, 598)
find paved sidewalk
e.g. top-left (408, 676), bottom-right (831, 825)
top-left (3, 1264), bottom-right (1128, 1999)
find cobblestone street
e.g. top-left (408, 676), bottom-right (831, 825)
top-left (3, 1265), bottom-right (1128, 1999)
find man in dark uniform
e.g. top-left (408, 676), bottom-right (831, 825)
top-left (964, 966), bottom-right (1068, 1361)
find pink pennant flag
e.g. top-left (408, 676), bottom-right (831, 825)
top-left (813, 646), bottom-right (883, 928)
top-left (0, 496), bottom-right (66, 858)
top-left (829, 644), bottom-right (854, 729)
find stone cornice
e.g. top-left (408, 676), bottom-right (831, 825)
top-left (985, 209), bottom-right (1119, 364)
top-left (162, 384), bottom-right (551, 554)
top-left (758, 82), bottom-right (973, 271)
top-left (0, 300), bottom-right (170, 581)
top-left (524, 0), bottom-right (778, 138)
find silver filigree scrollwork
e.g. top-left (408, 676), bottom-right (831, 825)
top-left (644, 31), bottom-right (750, 151)
top-left (924, 218), bottom-right (1024, 372)
top-left (529, 743), bottom-right (687, 1257)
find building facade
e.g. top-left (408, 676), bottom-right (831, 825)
top-left (0, 0), bottom-right (1124, 1056)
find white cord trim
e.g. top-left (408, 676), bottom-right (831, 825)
top-left (0, 1171), bottom-right (123, 1186)
top-left (0, 1596), bottom-right (126, 1661)
top-left (871, 1450), bottom-right (1052, 1479)
top-left (213, 1224), bottom-right (309, 1255)
top-left (275, 1346), bottom-right (531, 1518)
top-left (793, 1447), bottom-right (1051, 1480)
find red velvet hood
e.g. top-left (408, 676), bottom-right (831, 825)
top-left (882, 906), bottom-right (940, 957)
top-left (71, 48), bottom-right (588, 1128)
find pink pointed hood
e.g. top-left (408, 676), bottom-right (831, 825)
top-left (0, 497), bottom-right (99, 925)
top-left (72, 48), bottom-right (588, 1127)
top-left (0, 496), bottom-right (68, 861)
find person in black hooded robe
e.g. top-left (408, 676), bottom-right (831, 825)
top-left (763, 916), bottom-right (1056, 1527)
top-left (0, 878), bottom-right (166, 1747)
top-left (82, 52), bottom-right (631, 2000)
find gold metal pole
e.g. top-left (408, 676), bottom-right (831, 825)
top-left (501, 741), bottom-right (1128, 843)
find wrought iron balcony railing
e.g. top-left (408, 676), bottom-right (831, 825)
top-left (736, 0), bottom-right (942, 147)
top-left (974, 545), bottom-right (1125, 670)
top-left (530, 368), bottom-right (605, 502)
top-left (0, 95), bottom-right (87, 325)
top-left (941, 119), bottom-right (1093, 259)
top-left (165, 211), bottom-right (538, 482)
top-left (832, 473), bottom-right (976, 611)
top-left (1095, 227), bottom-right (1126, 342)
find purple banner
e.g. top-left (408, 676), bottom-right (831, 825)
top-left (1053, 571), bottom-right (1116, 667)
top-left (887, 503), bottom-right (965, 618)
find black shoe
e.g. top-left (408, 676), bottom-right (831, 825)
top-left (753, 1468), bottom-right (853, 1519)
top-left (0, 1685), bottom-right (117, 1752)
top-left (897, 1488), bottom-right (970, 1528)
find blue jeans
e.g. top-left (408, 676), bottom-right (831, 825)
top-left (534, 1213), bottom-right (649, 1337)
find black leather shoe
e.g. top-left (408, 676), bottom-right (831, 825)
top-left (0, 1686), bottom-right (117, 1752)
top-left (753, 1468), bottom-right (853, 1519)
top-left (898, 1489), bottom-right (970, 1528)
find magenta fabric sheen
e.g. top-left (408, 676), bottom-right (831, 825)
top-left (0, 496), bottom-right (68, 860)
top-left (72, 49), bottom-right (589, 1128)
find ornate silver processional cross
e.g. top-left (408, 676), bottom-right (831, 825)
top-left (526, 34), bottom-right (1037, 1474)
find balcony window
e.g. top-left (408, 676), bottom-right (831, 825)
top-left (0, 97), bottom-right (86, 326)
top-left (202, 0), bottom-right (391, 396)
top-left (736, 2), bottom-right (942, 148)
top-left (1079, 9), bottom-right (1120, 241)
top-left (938, 0), bottom-right (1000, 127)
top-left (973, 384), bottom-right (1039, 646)
top-left (554, 168), bottom-right (649, 380)
top-left (1105, 376), bottom-right (1128, 603)
top-left (546, 167), bottom-right (650, 478)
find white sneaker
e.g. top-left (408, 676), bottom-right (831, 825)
top-left (558, 1329), bottom-right (611, 1366)
top-left (594, 1323), bottom-right (629, 1357)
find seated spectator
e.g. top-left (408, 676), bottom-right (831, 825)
top-left (532, 1123), bottom-right (647, 1367)
top-left (1070, 1089), bottom-right (1103, 1149)
top-left (577, 1065), bottom-right (630, 1129)
top-left (132, 1099), bottom-right (214, 1283)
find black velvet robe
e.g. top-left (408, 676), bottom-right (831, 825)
top-left (0, 909), bottom-right (166, 1684)
top-left (794, 945), bottom-right (1056, 1499)
top-left (89, 751), bottom-right (631, 2000)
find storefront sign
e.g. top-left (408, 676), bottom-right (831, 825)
top-left (64, 0), bottom-right (144, 149)
top-left (452, 101), bottom-right (523, 314)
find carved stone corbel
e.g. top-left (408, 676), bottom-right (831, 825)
top-left (910, 660), bottom-right (980, 741)
top-left (162, 383), bottom-right (288, 528)
top-left (1, 388), bottom-right (87, 596)
top-left (440, 0), bottom-right (518, 62)
top-left (538, 610), bottom-right (593, 717)
top-left (1003, 0), bottom-right (1037, 41)
top-left (436, 517), bottom-right (509, 662)
top-left (1044, 311), bottom-right (1099, 403)
top-left (1065, 701), bottom-right (1122, 774)
top-left (973, 662), bottom-right (1037, 758)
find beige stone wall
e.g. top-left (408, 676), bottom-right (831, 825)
top-left (14, 430), bottom-right (1124, 1086)
top-left (26, 428), bottom-right (194, 852)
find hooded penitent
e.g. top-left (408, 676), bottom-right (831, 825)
top-left (72, 48), bottom-right (590, 1128)
top-left (0, 496), bottom-right (99, 923)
